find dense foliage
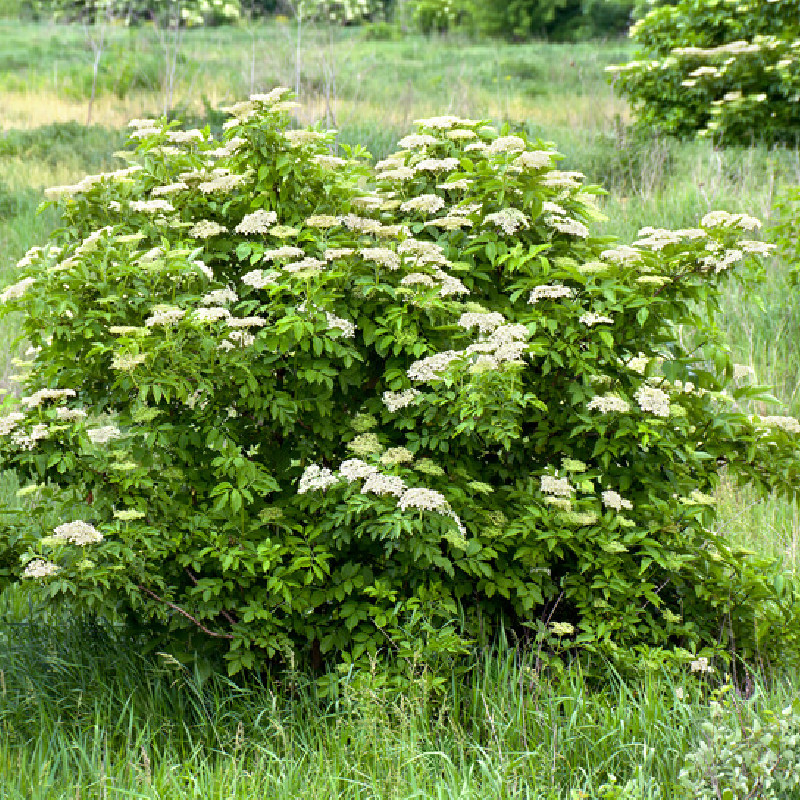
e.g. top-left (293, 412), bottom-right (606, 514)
top-left (608, 0), bottom-right (800, 143)
top-left (410, 0), bottom-right (634, 39)
top-left (1, 90), bottom-right (799, 676)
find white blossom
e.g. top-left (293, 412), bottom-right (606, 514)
top-left (52, 520), bottom-right (103, 545)
top-left (298, 464), bottom-right (338, 494)
top-left (601, 490), bottom-right (633, 511)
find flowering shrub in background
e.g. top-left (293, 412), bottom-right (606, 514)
top-left (607, 0), bottom-right (800, 144)
top-left (1, 89), bottom-right (799, 676)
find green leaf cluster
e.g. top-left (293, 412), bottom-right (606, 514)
top-left (1, 91), bottom-right (799, 676)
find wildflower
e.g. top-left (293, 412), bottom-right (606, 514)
top-left (305, 215), bottom-right (339, 229)
top-left (486, 136), bottom-right (526, 155)
top-left (400, 195), bottom-right (445, 215)
top-left (458, 311), bottom-right (505, 334)
top-left (637, 276), bottom-right (671, 286)
top-left (446, 129), bottom-right (477, 140)
top-left (547, 216), bottom-right (590, 238)
top-left (398, 133), bottom-right (440, 148)
top-left (227, 330), bottom-right (255, 347)
top-left (0, 412), bottom-right (25, 436)
top-left (202, 287), bottom-right (238, 305)
top-left (426, 216), bottom-right (473, 230)
top-left (601, 246), bottom-right (641, 264)
top-left (313, 155), bottom-right (346, 169)
top-left (53, 520), bottom-right (103, 545)
top-left (347, 433), bottom-right (382, 457)
top-left (400, 273), bottom-right (437, 288)
top-left (701, 210), bottom-right (761, 231)
top-left (407, 351), bottom-right (462, 381)
top-left (298, 464), bottom-right (338, 493)
top-left (739, 240), bottom-right (776, 255)
top-left (485, 208), bottom-right (529, 235)
top-left (540, 171), bottom-right (584, 189)
top-left (283, 257), bottom-right (325, 275)
top-left (579, 312), bottom-right (614, 326)
top-left (437, 178), bottom-right (471, 191)
top-left (324, 248), bottom-right (355, 261)
top-left (0, 277), bottom-right (36, 303)
top-left (13, 423), bottom-right (49, 450)
top-left (380, 447), bottom-right (414, 466)
top-left (130, 199), bottom-right (175, 214)
top-left (549, 621), bottom-right (575, 637)
top-left (21, 389), bottom-right (76, 408)
top-left (635, 385), bottom-right (671, 418)
top-left (111, 352), bottom-right (147, 371)
top-left (87, 425), bottom-right (122, 444)
top-left (398, 487), bottom-right (450, 513)
top-left (145, 306), bottom-right (185, 327)
top-left (263, 246), bottom-right (305, 261)
top-left (241, 270), bottom-right (276, 290)
top-left (413, 157), bottom-right (460, 173)
top-left (512, 150), bottom-right (554, 170)
top-left (341, 214), bottom-right (383, 234)
top-left (189, 220), bottom-right (227, 238)
top-left (377, 167), bottom-right (415, 182)
top-left (362, 472), bottom-right (407, 497)
top-left (284, 130), bottom-right (325, 147)
top-left (250, 87), bottom-right (292, 105)
top-left (198, 173), bottom-right (248, 194)
top-left (193, 307), bottom-right (231, 323)
top-left (601, 490), bottom-right (633, 511)
top-left (360, 247), bottom-right (401, 270)
top-left (689, 656), bottom-right (714, 674)
top-left (760, 415), bottom-right (800, 434)
top-left (56, 407), bottom-right (87, 421)
top-left (326, 312), bottom-right (356, 338)
top-left (529, 284), bottom-right (574, 304)
top-left (541, 475), bottom-right (573, 497)
top-left (22, 559), bottom-right (60, 579)
top-left (235, 209), bottom-right (278, 234)
top-left (152, 182), bottom-right (189, 197)
top-left (414, 458), bottom-right (445, 476)
top-left (339, 458), bottom-right (379, 483)
top-left (383, 388), bottom-right (421, 412)
top-left (587, 394), bottom-right (630, 413)
top-left (114, 509), bottom-right (146, 521)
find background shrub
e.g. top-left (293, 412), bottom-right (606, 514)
top-left (1, 92), bottom-right (799, 676)
top-left (608, 0), bottom-right (800, 144)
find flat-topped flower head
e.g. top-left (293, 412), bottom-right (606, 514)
top-left (601, 490), bottom-right (633, 512)
top-left (235, 209), bottom-right (278, 235)
top-left (53, 520), bottom-right (103, 545)
top-left (23, 559), bottom-right (60, 579)
top-left (298, 464), bottom-right (338, 494)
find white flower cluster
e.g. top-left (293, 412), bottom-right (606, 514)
top-left (326, 312), bottom-right (356, 338)
top-left (546, 216), bottom-right (590, 238)
top-left (284, 130), bottom-right (325, 147)
top-left (540, 475), bottom-right (573, 497)
top-left (145, 305), bottom-right (186, 327)
top-left (347, 433), bottom-right (382, 457)
top-left (111, 352), bottom-right (147, 372)
top-left (53, 520), bottom-right (103, 545)
top-left (360, 247), bottom-right (401, 270)
top-left (634, 385), bottom-right (671, 418)
top-left (700, 210), bottom-right (761, 231)
top-left (130, 199), bottom-right (175, 214)
top-left (21, 388), bottom-right (76, 408)
top-left (458, 311), bottom-right (506, 334)
top-left (407, 350), bottom-right (462, 382)
top-left (152, 181), bottom-right (189, 197)
top-left (0, 412), bottom-right (25, 436)
top-left (413, 157), bottom-right (460, 173)
top-left (759, 415), bottom-right (800, 434)
top-left (579, 313), bottom-right (614, 326)
top-left (486, 136), bottom-right (526, 155)
top-left (380, 447), bottom-right (414, 466)
top-left (397, 487), bottom-right (450, 512)
top-left (264, 246), bottom-right (305, 261)
top-left (541, 171), bottom-right (584, 189)
top-left (382, 388), bottom-right (421, 412)
top-left (324, 248), bottom-right (355, 261)
top-left (739, 240), bottom-right (776, 255)
top-left (241, 269), bottom-right (276, 289)
top-left (485, 208), bottom-right (530, 236)
top-left (362, 472), bottom-right (407, 496)
top-left (235, 209), bottom-right (278, 235)
top-left (587, 394), bottom-right (631, 414)
top-left (193, 307), bottom-right (231, 323)
top-left (398, 133), bottom-right (440, 149)
top-left (601, 490), bottom-right (633, 512)
top-left (202, 287), bottom-right (238, 306)
top-left (341, 214), bottom-right (383, 235)
top-left (0, 277), bottom-right (37, 303)
top-left (298, 464), bottom-right (338, 494)
top-left (600, 246), bottom-right (642, 264)
top-left (400, 194), bottom-right (445, 215)
top-left (512, 150), bottom-right (554, 171)
top-left (529, 284), bottom-right (574, 304)
top-left (306, 215), bottom-right (339, 229)
top-left (12, 423), bottom-right (49, 450)
top-left (701, 249), bottom-right (744, 274)
top-left (339, 458), bottom-right (378, 482)
top-left (56, 407), bottom-right (87, 421)
top-left (198, 172), bottom-right (248, 195)
top-left (312, 155), bottom-right (347, 169)
top-left (227, 316), bottom-right (267, 328)
top-left (22, 559), bottom-right (60, 579)
top-left (87, 425), bottom-right (122, 445)
top-left (189, 220), bottom-right (227, 238)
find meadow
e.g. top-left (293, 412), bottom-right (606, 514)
top-left (0, 18), bottom-right (799, 798)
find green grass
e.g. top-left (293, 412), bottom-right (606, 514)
top-left (1, 19), bottom-right (800, 797)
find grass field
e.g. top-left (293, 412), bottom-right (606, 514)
top-left (1, 18), bottom-right (800, 798)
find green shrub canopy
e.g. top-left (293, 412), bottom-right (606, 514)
top-left (2, 89), bottom-right (799, 674)
top-left (608, 0), bottom-right (800, 143)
